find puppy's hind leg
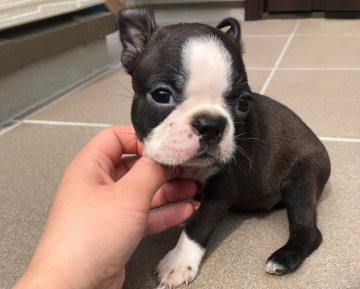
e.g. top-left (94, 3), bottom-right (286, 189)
top-left (265, 158), bottom-right (326, 275)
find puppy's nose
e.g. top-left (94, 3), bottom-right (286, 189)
top-left (192, 115), bottom-right (227, 144)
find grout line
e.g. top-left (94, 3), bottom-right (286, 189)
top-left (0, 121), bottom-right (22, 136)
top-left (277, 67), bottom-right (360, 71)
top-left (244, 33), bottom-right (360, 37)
top-left (247, 67), bottom-right (272, 70)
top-left (247, 67), bottom-right (360, 71)
top-left (319, 136), bottom-right (360, 143)
top-left (295, 33), bottom-right (360, 36)
top-left (5, 119), bottom-right (360, 144)
top-left (244, 34), bottom-right (290, 37)
top-left (260, 21), bottom-right (301, 95)
top-left (22, 119), bottom-right (112, 128)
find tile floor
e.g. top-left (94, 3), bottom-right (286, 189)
top-left (1, 18), bottom-right (360, 289)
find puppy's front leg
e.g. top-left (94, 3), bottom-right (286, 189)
top-left (265, 159), bottom-right (324, 274)
top-left (156, 174), bottom-right (235, 288)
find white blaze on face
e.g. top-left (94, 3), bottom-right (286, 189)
top-left (183, 36), bottom-right (231, 102)
top-left (144, 35), bottom-right (235, 166)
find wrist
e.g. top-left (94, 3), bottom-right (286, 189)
top-left (13, 266), bottom-right (75, 289)
top-left (13, 263), bottom-right (126, 289)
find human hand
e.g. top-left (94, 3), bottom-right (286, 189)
top-left (13, 126), bottom-right (199, 289)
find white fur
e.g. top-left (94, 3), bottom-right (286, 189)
top-left (182, 36), bottom-right (231, 102)
top-left (156, 231), bottom-right (205, 288)
top-left (180, 166), bottom-right (219, 184)
top-left (265, 260), bottom-right (285, 275)
top-left (144, 36), bottom-right (235, 167)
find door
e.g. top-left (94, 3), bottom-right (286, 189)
top-left (267, 0), bottom-right (312, 12)
top-left (325, 0), bottom-right (360, 11)
top-left (267, 0), bottom-right (360, 12)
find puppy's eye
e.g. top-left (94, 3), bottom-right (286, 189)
top-left (150, 88), bottom-right (175, 105)
top-left (238, 98), bottom-right (249, 112)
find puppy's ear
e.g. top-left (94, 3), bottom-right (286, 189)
top-left (216, 17), bottom-right (241, 44)
top-left (118, 8), bottom-right (156, 73)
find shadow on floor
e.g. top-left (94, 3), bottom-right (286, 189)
top-left (123, 207), bottom-right (282, 289)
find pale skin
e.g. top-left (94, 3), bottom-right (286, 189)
top-left (13, 125), bottom-right (199, 289)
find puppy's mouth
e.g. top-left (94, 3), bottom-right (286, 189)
top-left (194, 151), bottom-right (210, 159)
top-left (183, 143), bottom-right (220, 166)
top-left (144, 112), bottom-right (235, 167)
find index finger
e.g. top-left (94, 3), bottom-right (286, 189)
top-left (77, 125), bottom-right (144, 165)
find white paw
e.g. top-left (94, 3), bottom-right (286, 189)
top-left (156, 231), bottom-right (205, 288)
top-left (265, 260), bottom-right (285, 275)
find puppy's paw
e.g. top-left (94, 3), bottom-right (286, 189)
top-left (156, 257), bottom-right (196, 288)
top-left (265, 248), bottom-right (301, 275)
top-left (156, 231), bottom-right (205, 288)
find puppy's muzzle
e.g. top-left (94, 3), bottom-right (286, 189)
top-left (192, 114), bottom-right (227, 145)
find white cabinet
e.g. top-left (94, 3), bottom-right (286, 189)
top-left (0, 0), bottom-right (105, 30)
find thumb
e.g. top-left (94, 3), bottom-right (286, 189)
top-left (114, 157), bottom-right (179, 206)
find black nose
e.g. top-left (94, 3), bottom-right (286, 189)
top-left (192, 115), bottom-right (227, 144)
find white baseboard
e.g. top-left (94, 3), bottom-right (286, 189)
top-left (0, 0), bottom-right (105, 30)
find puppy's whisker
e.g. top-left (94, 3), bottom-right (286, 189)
top-left (110, 94), bottom-right (133, 99)
top-left (113, 79), bottom-right (133, 94)
top-left (233, 75), bottom-right (245, 85)
top-left (166, 64), bottom-right (186, 79)
top-left (245, 137), bottom-right (264, 142)
top-left (232, 81), bottom-right (248, 89)
top-left (240, 90), bottom-right (252, 96)
top-left (234, 130), bottom-right (252, 138)
top-left (231, 154), bottom-right (240, 171)
top-left (235, 145), bottom-right (253, 173)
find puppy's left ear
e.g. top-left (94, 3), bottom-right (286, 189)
top-left (216, 17), bottom-right (241, 44)
top-left (118, 8), bottom-right (156, 73)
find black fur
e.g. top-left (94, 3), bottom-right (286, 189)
top-left (118, 8), bottom-right (156, 73)
top-left (118, 8), bottom-right (331, 277)
top-left (216, 17), bottom-right (241, 44)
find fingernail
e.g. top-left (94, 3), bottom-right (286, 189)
top-left (192, 201), bottom-right (201, 210)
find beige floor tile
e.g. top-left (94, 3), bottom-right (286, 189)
top-left (29, 68), bottom-right (133, 124)
top-left (246, 69), bottom-right (270, 92)
top-left (266, 70), bottom-right (360, 138)
top-left (297, 19), bottom-right (360, 34)
top-left (280, 35), bottom-right (360, 68)
top-left (242, 19), bottom-right (297, 35)
top-left (243, 36), bottom-right (287, 68)
top-left (124, 141), bottom-right (360, 289)
top-left (0, 124), bottom-right (102, 288)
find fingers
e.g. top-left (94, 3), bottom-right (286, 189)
top-left (113, 155), bottom-right (140, 180)
top-left (114, 157), bottom-right (180, 206)
top-left (151, 180), bottom-right (198, 208)
top-left (77, 126), bottom-right (143, 165)
top-left (145, 202), bottom-right (198, 236)
top-left (67, 126), bottom-right (144, 185)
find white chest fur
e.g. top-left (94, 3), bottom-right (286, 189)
top-left (179, 166), bottom-right (219, 184)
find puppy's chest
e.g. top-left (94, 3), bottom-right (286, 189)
top-left (181, 166), bottom-right (283, 210)
top-left (180, 166), bottom-right (219, 184)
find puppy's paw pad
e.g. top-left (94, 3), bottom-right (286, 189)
top-left (265, 249), bottom-right (301, 275)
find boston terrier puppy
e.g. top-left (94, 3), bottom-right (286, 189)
top-left (118, 8), bottom-right (331, 288)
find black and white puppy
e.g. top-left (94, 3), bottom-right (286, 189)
top-left (118, 8), bottom-right (331, 288)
